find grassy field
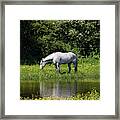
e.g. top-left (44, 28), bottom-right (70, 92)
top-left (20, 57), bottom-right (100, 100)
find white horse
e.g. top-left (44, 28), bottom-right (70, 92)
top-left (40, 52), bottom-right (77, 73)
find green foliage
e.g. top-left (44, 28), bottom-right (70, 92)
top-left (20, 20), bottom-right (100, 64)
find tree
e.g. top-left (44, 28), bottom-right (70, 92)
top-left (20, 20), bottom-right (100, 64)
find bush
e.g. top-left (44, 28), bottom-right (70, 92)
top-left (20, 20), bottom-right (100, 65)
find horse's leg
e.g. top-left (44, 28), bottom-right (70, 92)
top-left (56, 63), bottom-right (60, 73)
top-left (68, 63), bottom-right (71, 73)
top-left (54, 63), bottom-right (59, 72)
top-left (55, 63), bottom-right (57, 69)
top-left (73, 59), bottom-right (77, 72)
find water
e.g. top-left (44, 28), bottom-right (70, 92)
top-left (20, 79), bottom-right (100, 98)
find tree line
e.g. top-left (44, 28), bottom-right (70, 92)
top-left (20, 20), bottom-right (100, 65)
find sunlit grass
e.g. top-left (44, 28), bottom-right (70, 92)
top-left (20, 58), bottom-right (99, 81)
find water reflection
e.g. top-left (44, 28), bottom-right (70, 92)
top-left (20, 73), bottom-right (100, 98)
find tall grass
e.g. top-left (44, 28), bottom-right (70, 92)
top-left (21, 57), bottom-right (99, 81)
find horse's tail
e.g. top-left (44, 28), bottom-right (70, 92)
top-left (71, 53), bottom-right (77, 72)
top-left (75, 57), bottom-right (78, 72)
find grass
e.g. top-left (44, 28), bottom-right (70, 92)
top-left (20, 57), bottom-right (100, 100)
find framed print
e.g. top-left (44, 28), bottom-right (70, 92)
top-left (0, 0), bottom-right (119, 119)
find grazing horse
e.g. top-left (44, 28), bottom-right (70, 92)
top-left (40, 52), bottom-right (77, 73)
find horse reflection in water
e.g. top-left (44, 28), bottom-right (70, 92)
top-left (40, 52), bottom-right (77, 73)
top-left (39, 74), bottom-right (78, 98)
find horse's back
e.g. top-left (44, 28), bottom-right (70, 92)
top-left (55, 52), bottom-right (76, 56)
top-left (53, 52), bottom-right (77, 64)
top-left (68, 52), bottom-right (76, 57)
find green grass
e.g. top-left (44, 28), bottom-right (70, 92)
top-left (20, 57), bottom-right (99, 81)
top-left (20, 57), bottom-right (100, 100)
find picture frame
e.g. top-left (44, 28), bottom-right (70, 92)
top-left (0, 0), bottom-right (119, 119)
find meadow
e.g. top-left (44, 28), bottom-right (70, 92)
top-left (20, 57), bottom-right (100, 100)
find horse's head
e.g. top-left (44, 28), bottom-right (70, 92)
top-left (40, 58), bottom-right (46, 69)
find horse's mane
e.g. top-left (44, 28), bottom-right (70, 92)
top-left (43, 52), bottom-right (56, 61)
